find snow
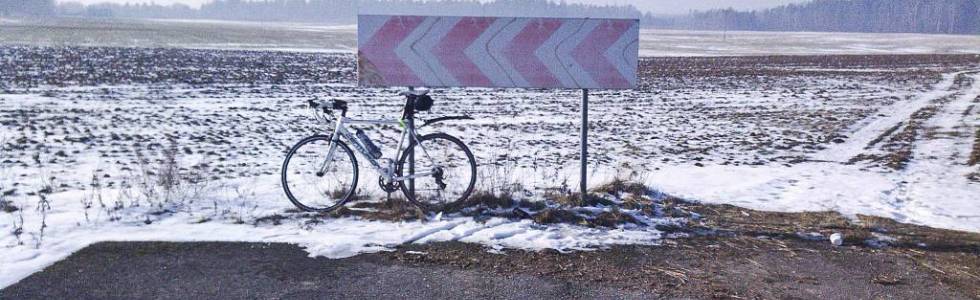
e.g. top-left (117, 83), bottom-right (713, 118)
top-left (811, 72), bottom-right (964, 162)
top-left (645, 73), bottom-right (980, 232)
top-left (640, 29), bottom-right (980, 57)
top-left (2, 51), bottom-right (979, 289)
top-left (0, 174), bottom-right (668, 288)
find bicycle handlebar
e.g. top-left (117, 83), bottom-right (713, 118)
top-left (308, 99), bottom-right (347, 117)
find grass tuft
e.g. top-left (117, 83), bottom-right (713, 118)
top-left (591, 208), bottom-right (641, 228)
top-left (591, 179), bottom-right (650, 197)
top-left (546, 192), bottom-right (615, 208)
top-left (533, 209), bottom-right (586, 225)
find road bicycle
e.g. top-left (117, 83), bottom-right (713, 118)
top-left (281, 90), bottom-right (477, 212)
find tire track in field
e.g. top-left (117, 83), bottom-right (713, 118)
top-left (811, 70), bottom-right (975, 163)
top-left (892, 73), bottom-right (980, 224)
top-left (692, 72), bottom-right (980, 230)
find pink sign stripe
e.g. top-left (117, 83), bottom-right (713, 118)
top-left (358, 15), bottom-right (638, 89)
top-left (571, 20), bottom-right (631, 88)
top-left (503, 19), bottom-right (562, 88)
top-left (433, 17), bottom-right (494, 86)
top-left (361, 16), bottom-right (425, 86)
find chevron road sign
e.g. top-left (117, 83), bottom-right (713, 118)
top-left (357, 15), bottom-right (639, 89)
top-left (357, 14), bottom-right (640, 201)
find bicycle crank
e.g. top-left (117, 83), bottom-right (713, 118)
top-left (378, 176), bottom-right (400, 193)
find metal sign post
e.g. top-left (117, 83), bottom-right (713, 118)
top-left (580, 89), bottom-right (588, 199)
top-left (408, 86), bottom-right (416, 199)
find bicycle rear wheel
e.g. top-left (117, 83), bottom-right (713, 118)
top-left (397, 133), bottom-right (476, 211)
top-left (281, 135), bottom-right (359, 212)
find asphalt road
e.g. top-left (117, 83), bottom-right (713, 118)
top-left (1, 242), bottom-right (646, 299)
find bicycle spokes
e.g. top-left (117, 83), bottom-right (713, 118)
top-left (399, 133), bottom-right (477, 209)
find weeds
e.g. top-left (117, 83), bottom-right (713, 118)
top-left (80, 171), bottom-right (101, 223)
top-left (533, 208), bottom-right (586, 225)
top-left (592, 208), bottom-right (641, 227)
top-left (33, 189), bottom-right (52, 249)
top-left (11, 209), bottom-right (24, 246)
top-left (0, 136), bottom-right (15, 213)
top-left (592, 178), bottom-right (650, 197)
top-left (157, 138), bottom-right (182, 202)
top-left (545, 192), bottom-right (614, 208)
top-left (231, 182), bottom-right (259, 224)
top-left (478, 150), bottom-right (521, 198)
top-left (128, 137), bottom-right (219, 215)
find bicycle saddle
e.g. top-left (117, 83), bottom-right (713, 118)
top-left (399, 89), bottom-right (429, 97)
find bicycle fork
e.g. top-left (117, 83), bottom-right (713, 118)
top-left (316, 139), bottom-right (340, 177)
top-left (316, 120), bottom-right (346, 177)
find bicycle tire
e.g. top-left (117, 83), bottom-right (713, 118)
top-left (281, 135), bottom-right (359, 212)
top-left (397, 133), bottom-right (477, 211)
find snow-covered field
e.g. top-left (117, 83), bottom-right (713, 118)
top-left (2, 46), bottom-right (980, 287)
top-left (639, 29), bottom-right (980, 57)
top-left (4, 17), bottom-right (980, 56)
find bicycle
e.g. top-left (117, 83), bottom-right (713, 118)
top-left (281, 90), bottom-right (477, 213)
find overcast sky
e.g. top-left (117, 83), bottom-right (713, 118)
top-left (58, 0), bottom-right (810, 15)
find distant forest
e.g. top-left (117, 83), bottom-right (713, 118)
top-left (2, 0), bottom-right (978, 34)
top-left (52, 0), bottom-right (642, 21)
top-left (669, 0), bottom-right (980, 34)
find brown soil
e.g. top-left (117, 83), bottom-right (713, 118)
top-left (383, 203), bottom-right (980, 299)
top-left (640, 54), bottom-right (979, 81)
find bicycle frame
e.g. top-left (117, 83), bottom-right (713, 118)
top-left (319, 116), bottom-right (437, 182)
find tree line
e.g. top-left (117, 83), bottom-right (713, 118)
top-left (647, 0), bottom-right (980, 34)
top-left (0, 0), bottom-right (56, 16)
top-left (5, 0), bottom-right (978, 34)
top-left (56, 0), bottom-right (641, 24)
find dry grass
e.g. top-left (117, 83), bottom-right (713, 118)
top-left (685, 201), bottom-right (980, 253)
top-left (545, 192), bottom-right (615, 208)
top-left (532, 208), bottom-right (586, 226)
top-left (592, 208), bottom-right (640, 228)
top-left (276, 179), bottom-right (671, 229)
top-left (443, 191), bottom-right (516, 213)
top-left (591, 178), bottom-right (650, 197)
top-left (331, 198), bottom-right (427, 222)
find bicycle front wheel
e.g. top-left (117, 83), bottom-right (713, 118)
top-left (281, 135), bottom-right (359, 212)
top-left (398, 133), bottom-right (477, 211)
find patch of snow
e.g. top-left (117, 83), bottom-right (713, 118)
top-left (645, 73), bottom-right (980, 233)
top-left (0, 174), bottom-right (666, 289)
